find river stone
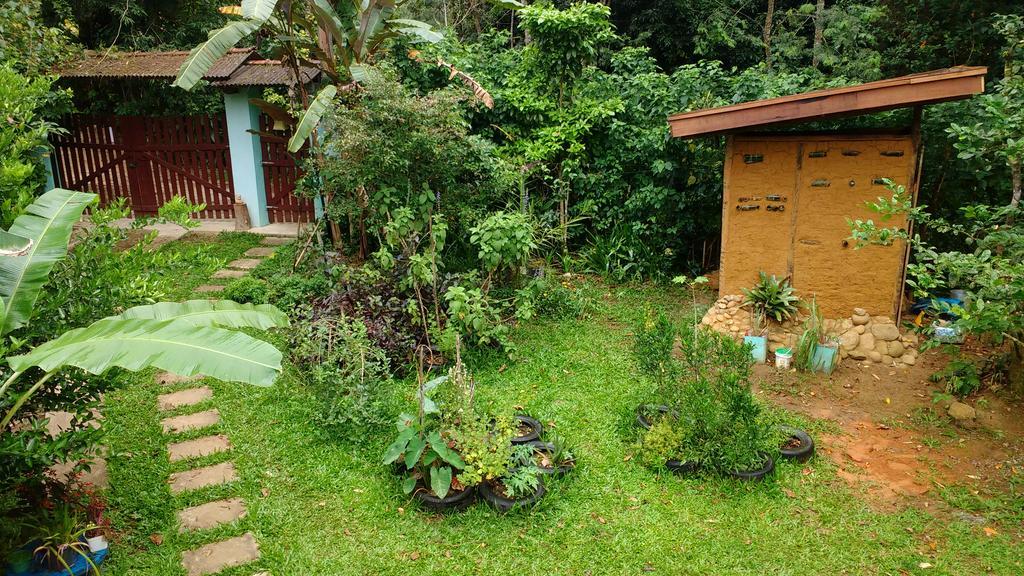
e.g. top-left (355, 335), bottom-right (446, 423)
top-left (854, 325), bottom-right (865, 334)
top-left (859, 332), bottom-right (876, 351)
top-left (888, 341), bottom-right (905, 357)
top-left (840, 330), bottom-right (859, 351)
top-left (882, 354), bottom-right (894, 364)
top-left (868, 350), bottom-right (882, 362)
top-left (853, 307), bottom-right (868, 317)
top-left (852, 314), bottom-right (870, 326)
top-left (947, 401), bottom-right (977, 426)
top-left (848, 349), bottom-right (867, 360)
top-left (871, 323), bottom-right (901, 342)
top-left (901, 353), bottom-right (916, 366)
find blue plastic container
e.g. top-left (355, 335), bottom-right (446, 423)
top-left (811, 344), bottom-right (838, 374)
top-left (6, 547), bottom-right (107, 576)
top-left (743, 335), bottom-right (767, 364)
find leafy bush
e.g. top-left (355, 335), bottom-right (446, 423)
top-left (930, 355), bottom-right (983, 398)
top-left (470, 211), bottom-right (536, 279)
top-left (632, 309), bottom-right (679, 394)
top-left (290, 316), bottom-right (392, 433)
top-left (222, 277), bottom-right (270, 305)
top-left (634, 320), bottom-right (777, 473)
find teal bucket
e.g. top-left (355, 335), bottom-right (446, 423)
top-left (811, 344), bottom-right (838, 374)
top-left (743, 335), bottom-right (767, 364)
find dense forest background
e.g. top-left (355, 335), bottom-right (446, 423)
top-left (4, 0), bottom-right (1023, 277)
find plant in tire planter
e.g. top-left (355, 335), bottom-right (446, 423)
top-left (511, 414), bottom-right (542, 444)
top-left (778, 426), bottom-right (815, 463)
top-left (632, 309), bottom-right (682, 419)
top-left (479, 445), bottom-right (546, 512)
top-left (526, 432), bottom-right (576, 476)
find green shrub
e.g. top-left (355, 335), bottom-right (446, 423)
top-left (632, 309), bottom-right (678, 396)
top-left (742, 272), bottom-right (800, 327)
top-left (291, 317), bottom-right (392, 434)
top-left (222, 277), bottom-right (270, 305)
top-left (638, 417), bottom-right (683, 468)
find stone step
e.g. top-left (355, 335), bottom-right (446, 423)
top-left (243, 247), bottom-right (275, 258)
top-left (169, 461), bottom-right (238, 494)
top-left (194, 285), bottom-right (224, 294)
top-left (212, 269), bottom-right (246, 279)
top-left (181, 532), bottom-right (260, 576)
top-left (156, 371), bottom-right (198, 386)
top-left (177, 497), bottom-right (248, 532)
top-left (158, 387), bottom-right (213, 411)
top-left (162, 409), bottom-right (220, 434)
top-left (227, 258), bottom-right (261, 270)
top-left (261, 236), bottom-right (293, 246)
top-left (168, 434), bottom-right (231, 462)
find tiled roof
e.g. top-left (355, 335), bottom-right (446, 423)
top-left (210, 61), bottom-right (321, 87)
top-left (60, 48), bottom-right (254, 80)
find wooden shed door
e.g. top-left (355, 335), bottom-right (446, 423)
top-left (791, 139), bottom-right (912, 318)
top-left (720, 139), bottom-right (800, 296)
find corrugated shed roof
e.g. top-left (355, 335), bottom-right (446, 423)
top-left (210, 61), bottom-right (321, 87)
top-left (60, 48), bottom-right (254, 80)
top-left (668, 66), bottom-right (987, 138)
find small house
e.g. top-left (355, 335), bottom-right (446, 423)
top-left (667, 67), bottom-right (987, 319)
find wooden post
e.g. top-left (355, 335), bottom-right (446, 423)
top-left (894, 105), bottom-right (925, 321)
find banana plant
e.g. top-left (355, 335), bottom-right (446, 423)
top-left (1, 190), bottom-right (290, 427)
top-left (173, 0), bottom-right (445, 152)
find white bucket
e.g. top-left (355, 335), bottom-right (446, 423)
top-left (775, 347), bottom-right (793, 369)
top-left (86, 535), bottom-right (108, 553)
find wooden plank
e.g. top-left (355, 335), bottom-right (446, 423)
top-left (669, 67), bottom-right (986, 138)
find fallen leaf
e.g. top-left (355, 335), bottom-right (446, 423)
top-left (353, 488), bottom-right (364, 493)
top-left (149, 533), bottom-right (163, 546)
top-left (802, 468), bottom-right (813, 475)
top-left (623, 454), bottom-right (633, 462)
top-left (398, 507), bottom-right (405, 515)
top-left (261, 488), bottom-right (270, 497)
top-left (918, 562), bottom-right (933, 569)
top-left (410, 551), bottom-right (420, 560)
top-left (445, 551), bottom-right (452, 558)
top-left (983, 526), bottom-right (998, 537)
top-left (782, 488), bottom-right (796, 498)
top-left (642, 563), bottom-right (655, 572)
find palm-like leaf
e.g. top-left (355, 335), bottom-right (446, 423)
top-left (1, 189), bottom-right (95, 336)
top-left (173, 19), bottom-right (264, 90)
top-left (8, 317), bottom-right (283, 386)
top-left (241, 0), bottom-right (279, 20)
top-left (116, 299), bottom-right (289, 330)
top-left (287, 84), bottom-right (337, 153)
top-left (0, 230), bottom-right (31, 257)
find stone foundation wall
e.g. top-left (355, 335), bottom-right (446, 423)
top-left (701, 296), bottom-right (920, 368)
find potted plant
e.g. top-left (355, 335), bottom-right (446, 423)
top-left (525, 432), bottom-right (577, 476)
top-left (795, 298), bottom-right (838, 373)
top-left (29, 503), bottom-right (100, 574)
top-left (742, 272), bottom-right (800, 364)
top-left (637, 418), bottom-right (700, 476)
top-left (478, 445), bottom-right (546, 512)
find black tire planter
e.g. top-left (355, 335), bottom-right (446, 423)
top-left (479, 475), bottom-right (547, 513)
top-left (413, 484), bottom-right (478, 512)
top-left (779, 426), bottom-right (815, 463)
top-left (525, 441), bottom-right (575, 476)
top-left (511, 414), bottom-right (543, 445)
top-left (729, 452), bottom-right (775, 482)
top-left (665, 459), bottom-right (700, 476)
top-left (635, 404), bottom-right (677, 430)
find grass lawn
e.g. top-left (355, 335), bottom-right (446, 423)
top-left (97, 242), bottom-right (1023, 575)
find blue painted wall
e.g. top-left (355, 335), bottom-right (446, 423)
top-left (223, 90), bottom-right (269, 227)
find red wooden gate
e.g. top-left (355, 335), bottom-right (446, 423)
top-left (52, 114), bottom-right (235, 218)
top-left (259, 114), bottom-right (316, 223)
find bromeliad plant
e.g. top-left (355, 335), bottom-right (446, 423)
top-left (742, 272), bottom-right (800, 327)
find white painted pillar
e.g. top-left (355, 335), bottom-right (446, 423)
top-left (223, 89), bottom-right (269, 227)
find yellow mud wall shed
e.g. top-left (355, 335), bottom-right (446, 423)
top-left (667, 67), bottom-right (988, 319)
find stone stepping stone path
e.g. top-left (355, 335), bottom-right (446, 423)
top-left (181, 533), bottom-right (260, 576)
top-left (177, 498), bottom-right (248, 532)
top-left (157, 372), bottom-right (260, 574)
top-left (196, 235), bottom-right (294, 299)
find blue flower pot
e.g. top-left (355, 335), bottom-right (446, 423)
top-left (811, 344), bottom-right (838, 374)
top-left (743, 335), bottom-right (767, 364)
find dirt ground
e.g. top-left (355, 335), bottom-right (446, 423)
top-left (755, 343), bottom-right (1024, 516)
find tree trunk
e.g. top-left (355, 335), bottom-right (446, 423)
top-left (1011, 158), bottom-right (1021, 208)
top-left (812, 0), bottom-right (826, 68)
top-left (1009, 342), bottom-right (1024, 394)
top-left (763, 0), bottom-right (776, 71)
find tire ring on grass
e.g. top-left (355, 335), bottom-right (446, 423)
top-left (413, 484), bottom-right (478, 512)
top-left (665, 459), bottom-right (700, 476)
top-left (729, 452), bottom-right (775, 482)
top-left (479, 475), bottom-right (547, 513)
top-left (525, 441), bottom-right (575, 476)
top-left (778, 426), bottom-right (815, 463)
top-left (635, 404), bottom-right (678, 430)
top-left (512, 414), bottom-right (543, 444)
